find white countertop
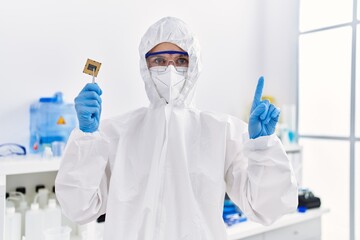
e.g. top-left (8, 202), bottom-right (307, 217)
top-left (0, 155), bottom-right (60, 175)
top-left (226, 208), bottom-right (330, 239)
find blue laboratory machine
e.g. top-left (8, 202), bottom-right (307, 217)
top-left (29, 92), bottom-right (77, 154)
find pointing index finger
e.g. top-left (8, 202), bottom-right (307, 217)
top-left (253, 76), bottom-right (264, 105)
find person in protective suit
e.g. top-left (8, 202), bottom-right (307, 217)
top-left (55, 16), bottom-right (298, 240)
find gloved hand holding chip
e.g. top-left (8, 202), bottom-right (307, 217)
top-left (75, 59), bottom-right (103, 133)
top-left (248, 77), bottom-right (280, 139)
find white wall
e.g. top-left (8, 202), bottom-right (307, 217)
top-left (0, 0), bottom-right (298, 149)
top-left (262, 0), bottom-right (299, 108)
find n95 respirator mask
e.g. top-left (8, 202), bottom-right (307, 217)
top-left (149, 65), bottom-right (188, 104)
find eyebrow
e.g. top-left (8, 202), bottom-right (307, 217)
top-left (145, 50), bottom-right (189, 58)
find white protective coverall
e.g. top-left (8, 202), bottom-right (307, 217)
top-left (55, 16), bottom-right (298, 240)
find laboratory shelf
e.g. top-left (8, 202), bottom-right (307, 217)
top-left (227, 208), bottom-right (330, 240)
top-left (0, 155), bottom-right (60, 175)
top-left (283, 144), bottom-right (302, 153)
top-left (0, 156), bottom-right (61, 239)
top-left (0, 146), bottom-right (303, 239)
top-left (0, 144), bottom-right (301, 176)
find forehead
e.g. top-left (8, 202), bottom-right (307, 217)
top-left (149, 42), bottom-right (184, 53)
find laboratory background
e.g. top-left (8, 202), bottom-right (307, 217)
top-left (0, 0), bottom-right (359, 239)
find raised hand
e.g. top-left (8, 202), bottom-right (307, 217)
top-left (74, 83), bottom-right (102, 133)
top-left (248, 77), bottom-right (280, 139)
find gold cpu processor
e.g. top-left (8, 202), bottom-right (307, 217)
top-left (83, 59), bottom-right (101, 77)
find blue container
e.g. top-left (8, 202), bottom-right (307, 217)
top-left (223, 198), bottom-right (247, 226)
top-left (30, 92), bottom-right (77, 154)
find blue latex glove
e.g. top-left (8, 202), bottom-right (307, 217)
top-left (248, 77), bottom-right (280, 139)
top-left (74, 83), bottom-right (102, 133)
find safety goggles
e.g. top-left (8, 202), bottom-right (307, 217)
top-left (0, 143), bottom-right (26, 157)
top-left (146, 51), bottom-right (189, 70)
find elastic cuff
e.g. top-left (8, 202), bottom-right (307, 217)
top-left (242, 133), bottom-right (279, 151)
top-left (68, 128), bottom-right (106, 142)
top-left (73, 127), bottom-right (101, 136)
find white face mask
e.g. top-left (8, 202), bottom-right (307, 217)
top-left (149, 65), bottom-right (188, 104)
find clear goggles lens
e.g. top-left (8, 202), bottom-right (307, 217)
top-left (0, 143), bottom-right (26, 157)
top-left (146, 51), bottom-right (189, 70)
top-left (149, 65), bottom-right (188, 74)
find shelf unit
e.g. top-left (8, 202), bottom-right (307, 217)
top-left (0, 156), bottom-right (60, 176)
top-left (227, 208), bottom-right (330, 240)
top-left (0, 145), bottom-right (303, 239)
top-left (0, 156), bottom-right (61, 238)
top-left (283, 144), bottom-right (302, 153)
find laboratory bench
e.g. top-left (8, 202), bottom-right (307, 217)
top-left (67, 208), bottom-right (330, 240)
top-left (0, 156), bottom-right (61, 238)
top-left (227, 208), bottom-right (329, 240)
top-left (0, 145), bottom-right (304, 239)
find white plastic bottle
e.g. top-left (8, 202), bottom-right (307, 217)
top-left (43, 198), bottom-right (62, 231)
top-left (5, 205), bottom-right (21, 240)
top-left (17, 200), bottom-right (28, 238)
top-left (39, 188), bottom-right (49, 209)
top-left (10, 190), bottom-right (29, 237)
top-left (43, 146), bottom-right (53, 159)
top-left (25, 203), bottom-right (44, 240)
top-left (35, 186), bottom-right (49, 209)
